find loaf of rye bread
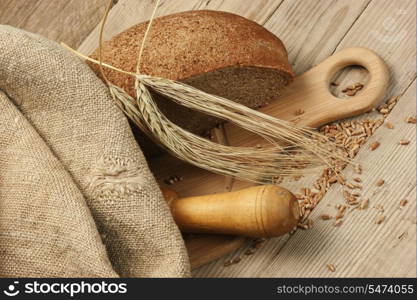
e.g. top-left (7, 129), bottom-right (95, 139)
top-left (88, 10), bottom-right (293, 152)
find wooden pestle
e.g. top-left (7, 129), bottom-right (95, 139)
top-left (161, 185), bottom-right (300, 238)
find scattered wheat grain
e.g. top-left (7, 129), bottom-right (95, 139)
top-left (355, 164), bottom-right (362, 174)
top-left (376, 179), bottom-right (385, 187)
top-left (387, 95), bottom-right (400, 105)
top-left (244, 249), bottom-right (256, 255)
top-left (399, 199), bottom-right (408, 206)
top-left (370, 141), bottom-right (380, 150)
top-left (335, 211), bottom-right (344, 220)
top-left (346, 182), bottom-right (355, 189)
top-left (327, 264), bottom-right (336, 272)
top-left (359, 198), bottom-right (369, 210)
top-left (375, 204), bottom-right (384, 213)
top-left (252, 238), bottom-right (266, 249)
top-left (406, 117), bottom-right (417, 124)
top-left (398, 231), bottom-right (408, 240)
top-left (231, 257), bottom-right (242, 264)
top-left (375, 215), bottom-right (385, 224)
top-left (295, 109), bottom-right (305, 116)
top-left (333, 219), bottom-right (343, 227)
top-left (320, 214), bottom-right (332, 220)
top-left (386, 122), bottom-right (394, 129)
top-left (223, 260), bottom-right (232, 267)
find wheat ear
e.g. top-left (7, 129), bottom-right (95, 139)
top-left (62, 0), bottom-right (350, 184)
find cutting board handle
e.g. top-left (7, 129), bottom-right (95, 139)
top-left (244, 47), bottom-right (390, 130)
top-left (319, 47), bottom-right (389, 115)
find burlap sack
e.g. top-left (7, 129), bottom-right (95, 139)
top-left (0, 91), bottom-right (117, 277)
top-left (0, 26), bottom-right (190, 277)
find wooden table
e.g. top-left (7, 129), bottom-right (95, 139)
top-left (2, 0), bottom-right (415, 277)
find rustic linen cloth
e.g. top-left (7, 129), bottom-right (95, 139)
top-left (0, 25), bottom-right (190, 277)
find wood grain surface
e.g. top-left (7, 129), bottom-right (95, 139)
top-left (193, 0), bottom-right (416, 278)
top-left (77, 0), bottom-right (284, 54)
top-left (73, 0), bottom-right (417, 278)
top-left (260, 81), bottom-right (416, 277)
top-left (0, 0), bottom-right (108, 48)
top-left (1, 0), bottom-right (415, 278)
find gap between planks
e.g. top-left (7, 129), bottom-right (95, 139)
top-left (259, 80), bottom-right (416, 277)
top-left (73, 0), bottom-right (416, 277)
top-left (195, 78), bottom-right (416, 278)
top-left (193, 0), bottom-right (416, 277)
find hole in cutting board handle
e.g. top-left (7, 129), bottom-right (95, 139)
top-left (328, 65), bottom-right (370, 99)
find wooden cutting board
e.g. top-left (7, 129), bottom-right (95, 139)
top-left (149, 47), bottom-right (389, 269)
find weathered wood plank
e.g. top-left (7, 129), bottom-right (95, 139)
top-left (256, 0), bottom-right (417, 277)
top-left (78, 0), bottom-right (284, 55)
top-left (221, 0), bottom-right (372, 190)
top-left (263, 0), bottom-right (372, 74)
top-left (193, 0), bottom-right (416, 277)
top-left (260, 80), bottom-right (416, 277)
top-left (0, 0), bottom-right (107, 48)
top-left (330, 0), bottom-right (416, 99)
top-left (192, 0), bottom-right (373, 277)
top-left (5, 0), bottom-right (415, 278)
top-left (73, 0), bottom-right (415, 277)
top-left (77, 0), bottom-right (292, 271)
top-left (192, 0), bottom-right (284, 24)
top-left (78, 0), bottom-right (199, 55)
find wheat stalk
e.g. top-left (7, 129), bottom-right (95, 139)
top-left (62, 0), bottom-right (350, 184)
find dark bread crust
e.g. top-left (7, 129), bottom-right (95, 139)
top-left (90, 10), bottom-right (293, 96)
top-left (88, 10), bottom-right (294, 155)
